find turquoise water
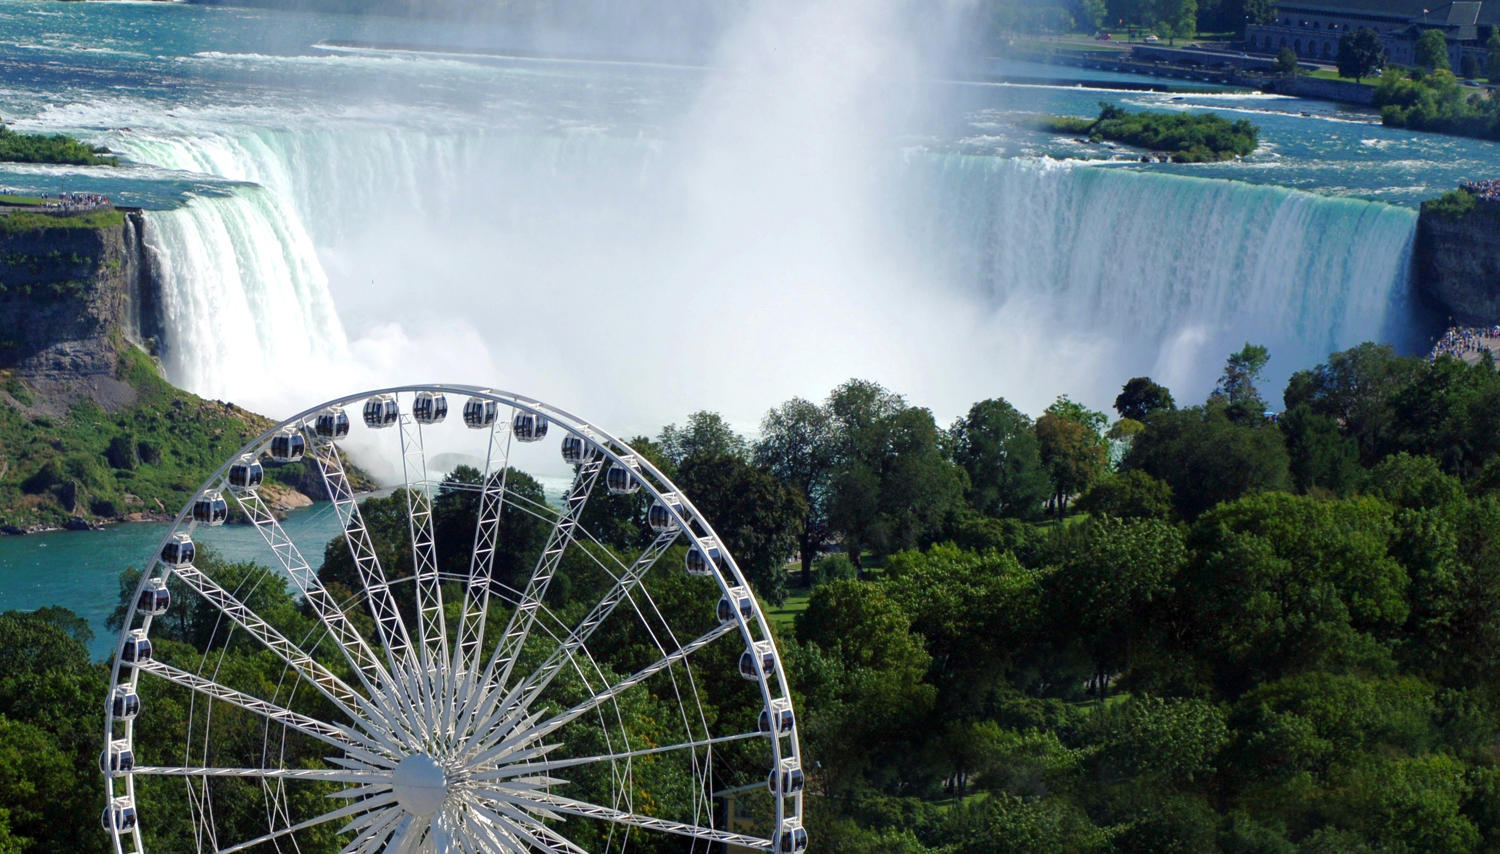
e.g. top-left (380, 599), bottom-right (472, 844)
top-left (0, 503), bottom-right (347, 660)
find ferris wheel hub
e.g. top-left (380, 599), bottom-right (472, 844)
top-left (392, 753), bottom-right (448, 816)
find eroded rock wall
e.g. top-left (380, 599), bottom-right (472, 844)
top-left (1415, 200), bottom-right (1500, 326)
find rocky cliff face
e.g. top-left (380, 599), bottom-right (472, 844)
top-left (1415, 200), bottom-right (1500, 326)
top-left (0, 211), bottom-right (163, 415)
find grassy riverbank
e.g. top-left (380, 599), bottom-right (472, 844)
top-left (1036, 101), bottom-right (1260, 161)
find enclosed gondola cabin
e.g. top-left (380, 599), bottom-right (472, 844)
top-left (606, 455), bottom-right (642, 495)
top-left (413, 391), bottom-right (448, 425)
top-left (512, 411), bottom-right (548, 442)
top-left (364, 395), bottom-right (398, 429)
top-left (718, 587), bottom-right (754, 624)
top-left (101, 798), bottom-right (138, 833)
top-left (192, 491), bottom-right (228, 527)
top-left (160, 532), bottom-right (195, 567)
top-left (463, 397), bottom-right (498, 429)
top-left (315, 406), bottom-right (351, 440)
top-left (100, 739), bottom-right (134, 776)
top-left (686, 537), bottom-right (724, 577)
top-left (561, 433), bottom-right (598, 466)
top-left (120, 630), bottom-right (152, 664)
top-left (760, 698), bottom-right (795, 736)
top-left (269, 431), bottom-right (305, 462)
top-left (777, 822), bottom-right (809, 854)
top-left (109, 688), bottom-right (140, 721)
top-left (648, 493), bottom-right (683, 534)
top-left (228, 456), bottom-right (263, 491)
top-left (740, 641), bottom-right (776, 681)
top-left (138, 578), bottom-right (170, 617)
top-left (768, 759), bottom-right (805, 795)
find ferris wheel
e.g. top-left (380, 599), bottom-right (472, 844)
top-left (101, 386), bottom-right (807, 854)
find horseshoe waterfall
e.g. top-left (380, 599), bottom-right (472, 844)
top-left (124, 128), bottom-right (1421, 420)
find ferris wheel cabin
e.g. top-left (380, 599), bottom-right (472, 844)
top-left (137, 578), bottom-right (170, 617)
top-left (561, 433), bottom-right (599, 465)
top-left (160, 532), bottom-right (195, 567)
top-left (109, 687), bottom-right (140, 721)
top-left (777, 820), bottom-right (809, 854)
top-left (413, 391), bottom-right (448, 425)
top-left (686, 537), bottom-right (724, 577)
top-left (314, 406), bottom-right (351, 439)
top-left (463, 397), bottom-right (498, 429)
top-left (120, 629), bottom-right (152, 664)
top-left (760, 698), bottom-right (795, 736)
top-left (740, 640), bottom-right (776, 681)
top-left (364, 395), bottom-right (399, 429)
top-left (100, 739), bottom-right (133, 776)
top-left (768, 758), bottom-right (805, 795)
top-left (718, 587), bottom-right (754, 624)
top-left (269, 431), bottom-right (305, 462)
top-left (192, 491), bottom-right (228, 526)
top-left (606, 455), bottom-right (642, 495)
top-left (512, 411), bottom-right (548, 442)
top-left (101, 798), bottom-right (138, 833)
top-left (648, 493), bottom-right (683, 533)
top-left (228, 455), bottom-right (263, 490)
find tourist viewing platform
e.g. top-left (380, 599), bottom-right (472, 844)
top-left (0, 190), bottom-right (114, 214)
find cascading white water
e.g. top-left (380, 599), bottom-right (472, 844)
top-left (141, 186), bottom-right (348, 404)
top-left (903, 156), bottom-right (1419, 404)
top-left (124, 124), bottom-right (1419, 423)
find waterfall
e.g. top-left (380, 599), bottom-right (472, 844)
top-left (901, 156), bottom-right (1420, 405)
top-left (141, 186), bottom-right (348, 405)
top-left (123, 126), bottom-right (1421, 420)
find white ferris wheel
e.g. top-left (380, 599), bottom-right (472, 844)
top-left (101, 386), bottom-right (807, 854)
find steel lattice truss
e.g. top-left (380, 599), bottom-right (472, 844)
top-left (102, 386), bottom-right (805, 854)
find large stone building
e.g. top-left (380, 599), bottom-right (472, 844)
top-left (1245, 0), bottom-right (1498, 68)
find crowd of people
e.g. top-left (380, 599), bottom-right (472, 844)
top-left (0, 190), bottom-right (113, 211)
top-left (1429, 325), bottom-right (1500, 361)
top-left (1461, 179), bottom-right (1500, 201)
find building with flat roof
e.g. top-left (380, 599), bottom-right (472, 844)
top-left (1245, 0), bottom-right (1498, 68)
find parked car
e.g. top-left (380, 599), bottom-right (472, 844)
top-left (1096, 32), bottom-right (1112, 40)
top-left (1144, 34), bottom-right (1160, 42)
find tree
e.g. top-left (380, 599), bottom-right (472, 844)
top-left (1035, 413), bottom-right (1108, 518)
top-left (1283, 342), bottom-right (1421, 465)
top-left (754, 397), bottom-right (837, 587)
top-left (950, 398), bottom-right (1050, 521)
top-left (1124, 404), bottom-right (1289, 519)
top-left (1416, 28), bottom-right (1451, 72)
top-left (1214, 342), bottom-right (1270, 421)
top-left (1164, 0), bottom-right (1196, 44)
top-left (658, 411), bottom-right (747, 466)
top-left (1177, 493), bottom-right (1408, 698)
top-left (1337, 27), bottom-right (1386, 82)
top-left (1280, 404), bottom-right (1362, 495)
top-left (1462, 52), bottom-right (1482, 79)
top-left (675, 453), bottom-right (805, 604)
top-left (1115, 377), bottom-right (1176, 421)
top-left (1276, 47), bottom-right (1300, 76)
top-left (1486, 29), bottom-right (1500, 80)
top-left (1074, 469), bottom-right (1174, 519)
top-left (1083, 0), bottom-right (1109, 30)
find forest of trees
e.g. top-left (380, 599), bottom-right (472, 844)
top-left (14, 338), bottom-right (1500, 852)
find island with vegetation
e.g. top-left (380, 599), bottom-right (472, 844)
top-left (1375, 67), bottom-right (1500, 141)
top-left (1035, 102), bottom-right (1260, 162)
top-left (0, 123), bottom-right (117, 167)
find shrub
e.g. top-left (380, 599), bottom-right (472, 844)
top-left (20, 459), bottom-right (61, 494)
top-left (1423, 188), bottom-right (1477, 219)
top-left (105, 434), bottom-right (138, 470)
top-left (814, 554), bottom-right (858, 585)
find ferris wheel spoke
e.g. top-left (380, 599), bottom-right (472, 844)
top-left (466, 620), bottom-right (737, 767)
top-left (484, 789), bottom-right (773, 850)
top-left (502, 527), bottom-right (679, 722)
top-left (165, 563), bottom-right (383, 734)
top-left (131, 766), bottom-right (390, 783)
top-left (339, 807), bottom-right (405, 854)
top-left (454, 421), bottom-right (514, 682)
top-left (233, 485), bottom-right (398, 703)
top-left (307, 437), bottom-right (417, 671)
top-left (464, 458), bottom-right (604, 733)
top-left (476, 730), bottom-right (758, 780)
top-left (136, 659), bottom-right (393, 762)
top-left (208, 793), bottom-right (396, 854)
top-left (461, 803), bottom-right (535, 854)
top-left (464, 798), bottom-right (585, 854)
top-left (397, 412), bottom-right (449, 681)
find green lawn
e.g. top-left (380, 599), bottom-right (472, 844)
top-left (0, 195), bottom-right (47, 207)
top-left (767, 591), bottom-right (810, 630)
